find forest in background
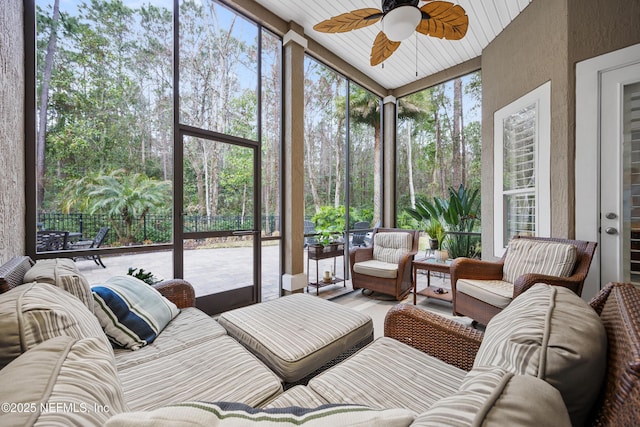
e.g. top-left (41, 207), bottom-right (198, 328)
top-left (35, 0), bottom-right (481, 246)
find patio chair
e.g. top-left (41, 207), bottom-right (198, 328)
top-left (450, 235), bottom-right (597, 325)
top-left (36, 230), bottom-right (69, 252)
top-left (303, 220), bottom-right (317, 247)
top-left (349, 227), bottom-right (420, 300)
top-left (351, 221), bottom-right (370, 247)
top-left (71, 226), bottom-right (110, 268)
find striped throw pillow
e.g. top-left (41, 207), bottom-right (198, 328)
top-left (92, 275), bottom-right (180, 350)
top-left (412, 367), bottom-right (571, 426)
top-left (474, 284), bottom-right (606, 427)
top-left (0, 335), bottom-right (127, 427)
top-left (105, 402), bottom-right (415, 426)
top-left (0, 282), bottom-right (111, 370)
top-left (502, 239), bottom-right (577, 284)
top-left (24, 258), bottom-right (94, 312)
top-left (373, 232), bottom-right (413, 264)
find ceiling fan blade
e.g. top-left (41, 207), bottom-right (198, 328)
top-left (370, 31), bottom-right (401, 66)
top-left (313, 8), bottom-right (383, 33)
top-left (416, 1), bottom-right (468, 40)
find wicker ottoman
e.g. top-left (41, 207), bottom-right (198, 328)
top-left (218, 293), bottom-right (373, 386)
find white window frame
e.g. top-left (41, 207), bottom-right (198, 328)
top-left (493, 81), bottom-right (551, 257)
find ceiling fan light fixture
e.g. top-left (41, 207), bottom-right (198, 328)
top-left (382, 5), bottom-right (422, 42)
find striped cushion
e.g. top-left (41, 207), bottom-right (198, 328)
top-left (105, 402), bottom-right (415, 427)
top-left (373, 232), bottom-right (413, 264)
top-left (456, 279), bottom-right (514, 308)
top-left (0, 282), bottom-right (111, 370)
top-left (0, 335), bottom-right (127, 427)
top-left (502, 239), bottom-right (577, 283)
top-left (24, 258), bottom-right (93, 312)
top-left (352, 259), bottom-right (398, 279)
top-left (114, 307), bottom-right (227, 370)
top-left (263, 385), bottom-right (329, 409)
top-left (474, 284), bottom-right (606, 427)
top-left (218, 293), bottom-right (373, 383)
top-left (117, 335), bottom-right (283, 410)
top-left (308, 337), bottom-right (466, 413)
top-left (92, 275), bottom-right (180, 350)
top-left (412, 367), bottom-right (571, 426)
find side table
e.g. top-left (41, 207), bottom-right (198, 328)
top-left (412, 258), bottom-right (453, 305)
top-left (306, 243), bottom-right (346, 295)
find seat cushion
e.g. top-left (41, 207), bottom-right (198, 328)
top-left (105, 401), bottom-right (416, 427)
top-left (353, 259), bottom-right (399, 279)
top-left (117, 334), bottom-right (283, 410)
top-left (23, 258), bottom-right (94, 312)
top-left (92, 275), bottom-right (180, 350)
top-left (473, 284), bottom-right (606, 427)
top-left (114, 307), bottom-right (227, 370)
top-left (218, 293), bottom-right (373, 383)
top-left (456, 279), bottom-right (514, 308)
top-left (0, 335), bottom-right (127, 427)
top-left (308, 337), bottom-right (467, 413)
top-left (412, 366), bottom-right (571, 427)
top-left (0, 282), bottom-right (111, 370)
top-left (263, 385), bottom-right (329, 409)
top-left (373, 232), bottom-right (413, 264)
top-left (502, 239), bottom-right (577, 283)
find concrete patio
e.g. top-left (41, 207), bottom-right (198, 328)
top-left (74, 244), bottom-right (350, 302)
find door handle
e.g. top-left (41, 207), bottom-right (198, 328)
top-left (232, 230), bottom-right (260, 236)
top-left (605, 227), bottom-right (618, 235)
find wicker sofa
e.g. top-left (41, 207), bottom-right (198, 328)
top-left (0, 255), bottom-right (638, 426)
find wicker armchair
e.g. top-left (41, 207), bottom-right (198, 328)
top-left (384, 282), bottom-right (640, 427)
top-left (349, 228), bottom-right (420, 300)
top-left (450, 235), bottom-right (597, 325)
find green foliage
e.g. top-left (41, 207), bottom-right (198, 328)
top-left (310, 205), bottom-right (373, 232)
top-left (126, 267), bottom-right (159, 285)
top-left (405, 184), bottom-right (480, 258)
top-left (61, 169), bottom-right (171, 245)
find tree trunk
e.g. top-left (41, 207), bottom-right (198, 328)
top-left (36, 0), bottom-right (61, 208)
top-left (453, 78), bottom-right (463, 187)
top-left (406, 122), bottom-right (416, 209)
top-left (435, 109), bottom-right (446, 198)
top-left (373, 124), bottom-right (381, 226)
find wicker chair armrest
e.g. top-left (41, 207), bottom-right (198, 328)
top-left (450, 257), bottom-right (504, 281)
top-left (384, 304), bottom-right (483, 371)
top-left (350, 247), bottom-right (374, 264)
top-left (397, 250), bottom-right (418, 274)
top-left (512, 273), bottom-right (583, 297)
top-left (153, 279), bottom-right (196, 308)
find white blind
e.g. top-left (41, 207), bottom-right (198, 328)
top-left (627, 83), bottom-right (640, 283)
top-left (502, 103), bottom-right (536, 246)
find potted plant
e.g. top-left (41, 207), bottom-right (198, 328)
top-left (127, 267), bottom-right (159, 285)
top-left (424, 217), bottom-right (445, 250)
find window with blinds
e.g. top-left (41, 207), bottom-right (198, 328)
top-left (502, 104), bottom-right (536, 247)
top-left (493, 82), bottom-right (550, 257)
top-left (626, 82), bottom-right (640, 283)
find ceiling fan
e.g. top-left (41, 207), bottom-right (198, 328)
top-left (313, 0), bottom-right (468, 66)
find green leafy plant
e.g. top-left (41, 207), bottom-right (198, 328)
top-left (126, 267), bottom-right (159, 285)
top-left (405, 184), bottom-right (480, 258)
top-left (315, 226), bottom-right (342, 247)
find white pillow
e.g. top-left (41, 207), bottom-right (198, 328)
top-left (92, 275), bottom-right (180, 350)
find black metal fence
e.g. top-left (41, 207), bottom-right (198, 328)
top-left (37, 213), bottom-right (280, 246)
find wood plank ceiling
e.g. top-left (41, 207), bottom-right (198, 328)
top-left (257, 0), bottom-right (532, 90)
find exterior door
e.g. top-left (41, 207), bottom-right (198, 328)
top-left (177, 131), bottom-right (261, 315)
top-left (600, 63), bottom-right (640, 284)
